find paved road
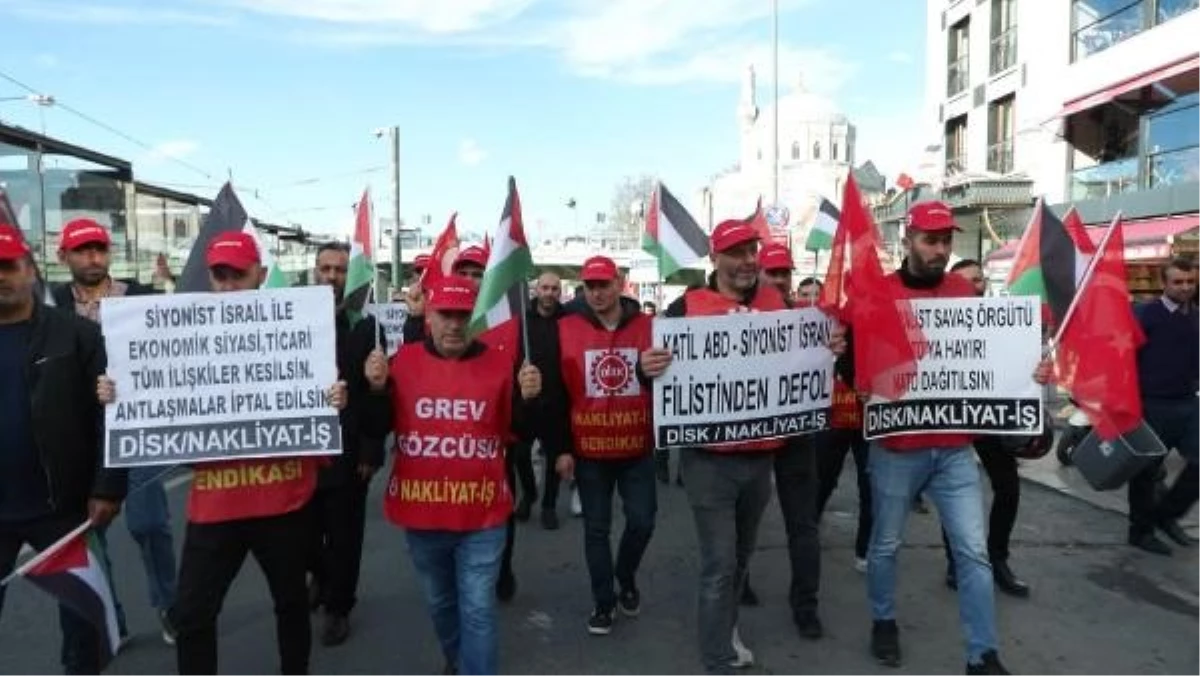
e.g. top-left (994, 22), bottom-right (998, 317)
top-left (1, 458), bottom-right (1197, 674)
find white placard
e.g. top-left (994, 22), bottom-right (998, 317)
top-left (652, 308), bottom-right (835, 449)
top-left (365, 302), bottom-right (409, 356)
top-left (864, 296), bottom-right (1043, 440)
top-left (100, 286), bottom-right (343, 467)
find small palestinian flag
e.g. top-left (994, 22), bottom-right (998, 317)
top-left (642, 182), bottom-right (708, 279)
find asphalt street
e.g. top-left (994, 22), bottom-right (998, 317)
top-left (1, 456), bottom-right (1197, 674)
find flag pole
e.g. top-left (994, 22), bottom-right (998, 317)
top-left (519, 280), bottom-right (532, 363)
top-left (1, 520), bottom-right (93, 587)
top-left (1048, 211), bottom-right (1121, 354)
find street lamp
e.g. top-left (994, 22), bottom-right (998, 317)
top-left (0, 94), bottom-right (55, 105)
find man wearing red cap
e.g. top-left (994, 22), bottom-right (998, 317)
top-left (641, 220), bottom-right (846, 673)
top-left (381, 275), bottom-right (542, 675)
top-left (538, 256), bottom-right (657, 636)
top-left (0, 224), bottom-right (126, 673)
top-left (861, 201), bottom-right (1051, 675)
top-left (757, 242), bottom-right (795, 303)
top-left (98, 231), bottom-right (380, 675)
top-left (52, 217), bottom-right (177, 647)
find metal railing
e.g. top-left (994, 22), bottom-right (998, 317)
top-left (989, 26), bottom-right (1017, 75)
top-left (987, 140), bottom-right (1014, 174)
top-left (947, 57), bottom-right (969, 96)
top-left (945, 155), bottom-right (969, 176)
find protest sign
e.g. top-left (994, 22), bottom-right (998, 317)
top-left (101, 286), bottom-right (343, 467)
top-left (652, 308), bottom-right (834, 449)
top-left (864, 296), bottom-right (1043, 440)
top-left (365, 302), bottom-right (408, 356)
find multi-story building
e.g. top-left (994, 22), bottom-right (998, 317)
top-left (905, 0), bottom-right (1198, 283)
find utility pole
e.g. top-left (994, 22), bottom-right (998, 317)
top-left (390, 125), bottom-right (402, 293)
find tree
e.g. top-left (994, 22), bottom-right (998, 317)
top-left (608, 174), bottom-right (657, 239)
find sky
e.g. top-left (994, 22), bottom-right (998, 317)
top-left (0, 0), bottom-right (928, 242)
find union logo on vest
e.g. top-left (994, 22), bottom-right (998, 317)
top-left (586, 348), bottom-right (640, 398)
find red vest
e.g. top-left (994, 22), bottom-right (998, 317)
top-left (878, 272), bottom-right (977, 452)
top-left (558, 313), bottom-right (654, 461)
top-left (682, 285), bottom-right (790, 453)
top-left (187, 457), bottom-right (318, 524)
top-left (384, 342), bottom-right (515, 531)
top-left (830, 378), bottom-right (863, 430)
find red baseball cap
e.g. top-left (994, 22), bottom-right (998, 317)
top-left (453, 246), bottom-right (488, 271)
top-left (413, 253), bottom-right (432, 272)
top-left (0, 224), bottom-right (31, 261)
top-left (580, 256), bottom-right (619, 282)
top-left (710, 219), bottom-right (760, 254)
top-left (426, 275), bottom-right (478, 313)
top-left (907, 201), bottom-right (961, 232)
top-left (205, 231), bottom-right (261, 271)
top-left (59, 218), bottom-right (112, 251)
top-left (757, 242), bottom-right (793, 271)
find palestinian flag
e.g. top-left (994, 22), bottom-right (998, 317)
top-left (642, 182), bottom-right (708, 280)
top-left (469, 177), bottom-right (534, 337)
top-left (243, 221), bottom-right (289, 288)
top-left (1006, 198), bottom-right (1091, 328)
top-left (177, 183), bottom-right (248, 293)
top-left (806, 198), bottom-right (840, 251)
top-left (8, 522), bottom-right (121, 669)
top-left (344, 188), bottom-right (375, 322)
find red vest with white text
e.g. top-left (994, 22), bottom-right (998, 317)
top-left (384, 342), bottom-right (515, 531)
top-left (682, 285), bottom-right (790, 453)
top-left (830, 378), bottom-right (864, 430)
top-left (188, 457), bottom-right (318, 524)
top-left (559, 313), bottom-right (654, 461)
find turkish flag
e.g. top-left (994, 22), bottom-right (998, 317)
top-left (1055, 218), bottom-right (1145, 440)
top-left (421, 212), bottom-right (460, 290)
top-left (743, 197), bottom-right (774, 243)
top-left (841, 175), bottom-right (923, 400)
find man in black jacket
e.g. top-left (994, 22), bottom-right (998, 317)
top-left (519, 272), bottom-right (569, 529)
top-left (53, 217), bottom-right (179, 646)
top-left (307, 242), bottom-right (388, 646)
top-left (0, 223), bottom-right (126, 673)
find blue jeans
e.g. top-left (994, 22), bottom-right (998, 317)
top-left (575, 455), bottom-right (657, 611)
top-left (867, 444), bottom-right (997, 663)
top-left (125, 466), bottom-right (178, 611)
top-left (405, 526), bottom-right (506, 675)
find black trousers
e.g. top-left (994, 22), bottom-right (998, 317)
top-left (942, 436), bottom-right (1020, 565)
top-left (815, 428), bottom-right (873, 559)
top-left (511, 441), bottom-right (538, 506)
top-left (501, 453), bottom-right (517, 580)
top-left (0, 512), bottom-right (101, 674)
top-left (1129, 397), bottom-right (1199, 537)
top-left (773, 436), bottom-right (821, 614)
top-left (173, 509), bottom-right (311, 675)
top-left (307, 478), bottom-right (369, 616)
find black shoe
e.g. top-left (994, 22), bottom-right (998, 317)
top-left (794, 610), bottom-right (823, 639)
top-left (1129, 532), bottom-right (1173, 556)
top-left (655, 462), bottom-right (670, 485)
top-left (992, 560), bottom-right (1030, 598)
top-left (514, 498), bottom-right (533, 522)
top-left (1158, 520), bottom-right (1198, 546)
top-left (541, 509), bottom-right (560, 531)
top-left (587, 608), bottom-right (614, 635)
top-left (945, 565), bottom-right (958, 591)
top-left (739, 581), bottom-right (759, 606)
top-left (618, 586), bottom-right (641, 617)
top-left (870, 619), bottom-right (902, 668)
top-left (320, 613), bottom-right (350, 647)
top-left (966, 649), bottom-right (1010, 674)
top-left (496, 569), bottom-right (517, 602)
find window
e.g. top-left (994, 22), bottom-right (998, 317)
top-left (945, 114), bottom-right (969, 175)
top-left (757, 147), bottom-right (762, 160)
top-left (947, 18), bottom-right (970, 96)
top-left (812, 142), bottom-right (821, 160)
top-left (987, 95), bottom-right (1015, 173)
top-left (990, 0), bottom-right (1018, 75)
top-left (832, 141), bottom-right (840, 160)
top-left (0, 140), bottom-right (44, 252)
top-left (1146, 92), bottom-right (1199, 188)
top-left (1072, 0), bottom-right (1198, 61)
top-left (791, 141), bottom-right (800, 160)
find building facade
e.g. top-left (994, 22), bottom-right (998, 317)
top-left (916, 0), bottom-right (1198, 273)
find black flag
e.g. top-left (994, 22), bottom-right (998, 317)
top-left (176, 182), bottom-right (248, 293)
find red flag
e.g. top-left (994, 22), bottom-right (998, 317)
top-left (817, 213), bottom-right (847, 321)
top-left (742, 197), bottom-right (774, 243)
top-left (1055, 218), bottom-right (1145, 440)
top-left (842, 175), bottom-right (923, 399)
top-left (421, 212), bottom-right (460, 289)
top-left (896, 173), bottom-right (915, 191)
top-left (482, 232), bottom-right (492, 258)
top-left (1062, 207), bottom-right (1097, 255)
top-left (353, 189), bottom-right (373, 260)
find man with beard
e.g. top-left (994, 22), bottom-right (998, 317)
top-left (307, 242), bottom-right (388, 646)
top-left (863, 203), bottom-right (1051, 674)
top-left (52, 217), bottom-right (174, 646)
top-left (520, 272), bottom-right (570, 529)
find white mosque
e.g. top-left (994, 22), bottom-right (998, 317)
top-left (695, 66), bottom-right (884, 271)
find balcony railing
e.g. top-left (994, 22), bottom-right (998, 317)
top-left (989, 26), bottom-right (1017, 75)
top-left (947, 57), bottom-right (969, 97)
top-left (987, 140), bottom-right (1014, 174)
top-left (946, 154), bottom-right (968, 176)
top-left (1069, 157), bottom-right (1139, 201)
top-left (1149, 146), bottom-right (1200, 188)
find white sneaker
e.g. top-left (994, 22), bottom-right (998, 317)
top-left (854, 557), bottom-right (868, 574)
top-left (570, 487), bottom-right (583, 517)
top-left (730, 627), bottom-right (754, 667)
